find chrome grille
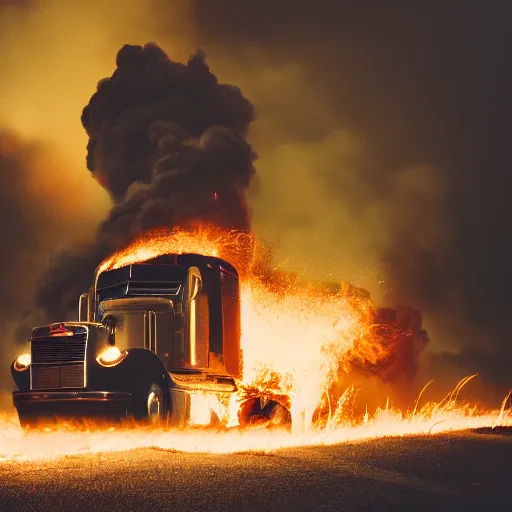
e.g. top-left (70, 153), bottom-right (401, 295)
top-left (30, 331), bottom-right (87, 389)
top-left (31, 334), bottom-right (87, 364)
top-left (31, 363), bottom-right (85, 389)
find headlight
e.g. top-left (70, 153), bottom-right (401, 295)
top-left (96, 346), bottom-right (126, 367)
top-left (14, 353), bottom-right (31, 371)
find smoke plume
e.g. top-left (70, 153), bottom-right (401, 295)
top-left (17, 41), bottom-right (428, 386)
top-left (22, 43), bottom-right (256, 326)
top-left (5, 40), bottom-right (427, 388)
top-left (3, 2), bottom-right (510, 403)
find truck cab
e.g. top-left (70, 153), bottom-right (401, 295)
top-left (11, 254), bottom-right (247, 427)
top-left (92, 254), bottom-right (241, 378)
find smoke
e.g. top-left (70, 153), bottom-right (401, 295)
top-left (5, 2), bottom-right (510, 400)
top-left (0, 132), bottom-right (46, 346)
top-left (22, 43), bottom-right (256, 326)
top-left (174, 1), bottom-right (512, 399)
top-left (83, 44), bottom-right (255, 228)
top-left (12, 39), bottom-right (427, 386)
top-left (0, 131), bottom-right (99, 315)
top-left (0, 130), bottom-right (98, 390)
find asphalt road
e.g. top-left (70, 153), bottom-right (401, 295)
top-left (0, 428), bottom-right (511, 512)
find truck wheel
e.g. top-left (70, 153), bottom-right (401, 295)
top-left (132, 383), bottom-right (164, 425)
top-left (262, 400), bottom-right (292, 428)
top-left (147, 385), bottom-right (163, 424)
top-left (239, 398), bottom-right (292, 429)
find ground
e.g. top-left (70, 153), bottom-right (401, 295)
top-left (0, 429), bottom-right (510, 511)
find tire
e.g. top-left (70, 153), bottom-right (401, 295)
top-left (262, 400), bottom-right (292, 428)
top-left (239, 398), bottom-right (292, 429)
top-left (132, 383), bottom-right (165, 425)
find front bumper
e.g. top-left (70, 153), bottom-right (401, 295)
top-left (13, 390), bottom-right (133, 421)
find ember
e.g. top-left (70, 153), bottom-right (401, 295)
top-left (91, 225), bottom-right (501, 434)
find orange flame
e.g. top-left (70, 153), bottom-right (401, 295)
top-left (92, 225), bottom-right (494, 436)
top-left (97, 224), bottom-right (384, 430)
top-left (97, 224), bottom-right (254, 277)
top-left (2, 225), bottom-right (505, 463)
top-left (0, 380), bottom-right (510, 462)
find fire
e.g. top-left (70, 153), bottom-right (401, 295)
top-left (2, 224), bottom-right (509, 463)
top-left (97, 225), bottom-right (254, 277)
top-left (94, 225), bottom-right (506, 433)
top-left (0, 380), bottom-right (510, 462)
top-left (239, 280), bottom-right (372, 431)
top-left (97, 224), bottom-right (384, 429)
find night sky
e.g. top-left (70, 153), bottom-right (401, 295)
top-left (0, 1), bottom-right (511, 399)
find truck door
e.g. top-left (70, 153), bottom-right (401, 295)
top-left (100, 298), bottom-right (173, 355)
top-left (152, 309), bottom-right (175, 369)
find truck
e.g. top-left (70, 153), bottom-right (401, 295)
top-left (11, 253), bottom-right (290, 428)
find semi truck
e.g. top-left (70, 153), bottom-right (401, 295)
top-left (11, 253), bottom-right (290, 428)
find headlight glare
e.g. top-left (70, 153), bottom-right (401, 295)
top-left (96, 346), bottom-right (125, 367)
top-left (14, 353), bottom-right (31, 371)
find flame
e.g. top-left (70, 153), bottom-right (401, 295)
top-left (240, 280), bottom-right (373, 432)
top-left (0, 381), bottom-right (510, 462)
top-left (2, 225), bottom-right (509, 462)
top-left (97, 225), bottom-right (254, 277)
top-left (93, 225), bottom-right (505, 433)
top-left (97, 224), bottom-right (383, 428)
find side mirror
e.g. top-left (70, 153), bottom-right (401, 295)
top-left (102, 315), bottom-right (117, 345)
top-left (186, 267), bottom-right (202, 302)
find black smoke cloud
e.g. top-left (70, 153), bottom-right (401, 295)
top-left (14, 40), bottom-right (428, 386)
top-left (83, 45), bottom-right (254, 206)
top-left (22, 43), bottom-right (256, 326)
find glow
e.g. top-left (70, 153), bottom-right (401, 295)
top-left (14, 353), bottom-right (31, 371)
top-left (49, 324), bottom-right (74, 337)
top-left (96, 225), bottom-right (253, 277)
top-left (96, 346), bottom-right (124, 367)
top-left (2, 225), bottom-right (509, 461)
top-left (0, 384), bottom-right (510, 462)
top-left (96, 225), bottom-right (385, 425)
top-left (92, 225), bottom-right (509, 441)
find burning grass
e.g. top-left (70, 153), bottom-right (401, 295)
top-left (0, 378), bottom-right (510, 462)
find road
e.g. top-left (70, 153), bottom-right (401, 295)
top-left (0, 428), bottom-right (511, 511)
